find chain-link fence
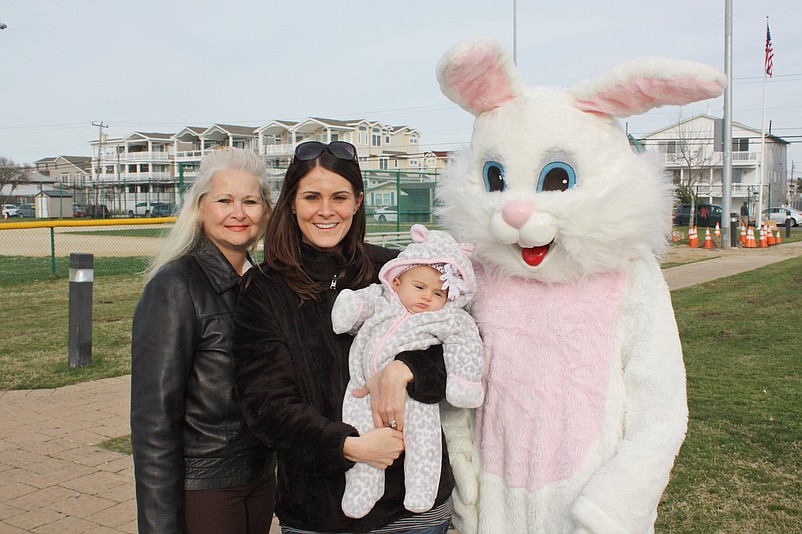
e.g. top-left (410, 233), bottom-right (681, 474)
top-left (1, 169), bottom-right (443, 285)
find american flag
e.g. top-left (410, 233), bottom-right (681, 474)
top-left (765, 22), bottom-right (774, 77)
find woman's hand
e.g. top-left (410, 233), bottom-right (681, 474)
top-left (343, 427), bottom-right (405, 470)
top-left (352, 360), bottom-right (413, 432)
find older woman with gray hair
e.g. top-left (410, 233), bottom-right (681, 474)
top-left (131, 147), bottom-right (275, 534)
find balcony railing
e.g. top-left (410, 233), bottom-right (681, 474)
top-left (94, 172), bottom-right (174, 183)
top-left (261, 144), bottom-right (294, 156)
top-left (117, 151), bottom-right (172, 162)
top-left (663, 151), bottom-right (759, 166)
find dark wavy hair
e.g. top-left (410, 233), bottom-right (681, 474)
top-left (263, 152), bottom-right (372, 301)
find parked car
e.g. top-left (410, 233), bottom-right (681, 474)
top-left (672, 203), bottom-right (723, 227)
top-left (3, 204), bottom-right (19, 218)
top-left (373, 205), bottom-right (398, 222)
top-left (149, 203), bottom-right (176, 217)
top-left (16, 203), bottom-right (35, 218)
top-left (762, 206), bottom-right (801, 227)
top-left (128, 202), bottom-right (151, 218)
top-left (73, 204), bottom-right (88, 217)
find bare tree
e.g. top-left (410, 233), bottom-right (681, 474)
top-left (667, 111), bottom-right (717, 208)
top-left (0, 157), bottom-right (32, 205)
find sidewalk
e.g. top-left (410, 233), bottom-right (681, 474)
top-left (1, 240), bottom-right (801, 533)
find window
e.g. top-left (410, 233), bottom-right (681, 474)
top-left (410, 136), bottom-right (418, 144)
top-left (358, 126), bottom-right (368, 145)
top-left (331, 133), bottom-right (339, 142)
top-left (372, 192), bottom-right (394, 205)
top-left (379, 158), bottom-right (389, 170)
top-left (660, 141), bottom-right (678, 154)
top-left (410, 159), bottom-right (419, 167)
top-left (385, 136), bottom-right (391, 144)
top-left (732, 138), bottom-right (749, 152)
top-left (372, 128), bottom-right (381, 147)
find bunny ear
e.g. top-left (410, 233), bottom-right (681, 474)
top-left (571, 57), bottom-right (726, 118)
top-left (437, 37), bottom-right (523, 116)
top-left (410, 224), bottom-right (429, 243)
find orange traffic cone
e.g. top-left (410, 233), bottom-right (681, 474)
top-left (671, 229), bottom-right (680, 243)
top-left (703, 228), bottom-right (714, 249)
top-left (775, 229), bottom-right (782, 244)
top-left (688, 227), bottom-right (699, 248)
top-left (759, 226), bottom-right (768, 248)
top-left (745, 227), bottom-right (755, 248)
top-left (767, 227), bottom-right (776, 245)
top-left (740, 223), bottom-right (747, 244)
top-left (714, 222), bottom-right (721, 237)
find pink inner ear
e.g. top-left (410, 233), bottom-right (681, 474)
top-left (575, 78), bottom-right (725, 118)
top-left (445, 47), bottom-right (515, 114)
top-left (410, 224), bottom-right (428, 243)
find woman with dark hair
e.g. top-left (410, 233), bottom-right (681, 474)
top-left (232, 141), bottom-right (454, 533)
top-left (132, 148), bottom-right (276, 534)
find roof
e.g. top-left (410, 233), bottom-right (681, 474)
top-left (208, 124), bottom-right (258, 136)
top-left (35, 189), bottom-right (74, 198)
top-left (642, 113), bottom-right (790, 144)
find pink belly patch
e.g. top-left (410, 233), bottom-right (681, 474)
top-left (473, 271), bottom-right (627, 490)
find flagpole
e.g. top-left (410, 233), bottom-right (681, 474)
top-left (756, 16), bottom-right (770, 230)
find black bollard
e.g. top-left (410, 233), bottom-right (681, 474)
top-left (786, 214), bottom-right (792, 240)
top-left (730, 215), bottom-right (738, 248)
top-left (69, 253), bottom-right (93, 368)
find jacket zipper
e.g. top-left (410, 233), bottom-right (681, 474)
top-left (330, 273), bottom-right (338, 290)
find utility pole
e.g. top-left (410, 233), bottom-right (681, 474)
top-left (512, 0), bottom-right (518, 65)
top-left (721, 0), bottom-right (733, 248)
top-left (92, 121), bottom-right (108, 213)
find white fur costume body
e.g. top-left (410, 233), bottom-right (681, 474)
top-left (434, 38), bottom-right (726, 533)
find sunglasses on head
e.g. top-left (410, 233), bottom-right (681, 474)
top-left (294, 141), bottom-right (357, 162)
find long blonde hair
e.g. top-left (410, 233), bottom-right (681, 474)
top-left (145, 148), bottom-right (272, 282)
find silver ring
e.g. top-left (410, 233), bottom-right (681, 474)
top-left (389, 419), bottom-right (397, 429)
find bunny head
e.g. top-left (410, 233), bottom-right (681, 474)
top-left (435, 37), bottom-right (726, 283)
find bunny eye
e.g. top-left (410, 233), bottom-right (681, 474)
top-left (537, 162), bottom-right (576, 192)
top-left (483, 161), bottom-right (506, 192)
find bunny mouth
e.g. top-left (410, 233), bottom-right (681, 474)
top-left (521, 242), bottom-right (552, 267)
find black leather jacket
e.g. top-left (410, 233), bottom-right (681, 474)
top-left (131, 237), bottom-right (273, 534)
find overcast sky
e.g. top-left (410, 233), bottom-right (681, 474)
top-left (1, 0), bottom-right (800, 173)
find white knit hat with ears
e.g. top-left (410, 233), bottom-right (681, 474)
top-left (379, 224), bottom-right (476, 307)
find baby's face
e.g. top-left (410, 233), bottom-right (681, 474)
top-left (392, 265), bottom-right (448, 313)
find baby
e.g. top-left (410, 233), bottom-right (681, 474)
top-left (332, 224), bottom-right (484, 518)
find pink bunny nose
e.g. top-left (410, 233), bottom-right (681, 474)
top-left (501, 200), bottom-right (533, 229)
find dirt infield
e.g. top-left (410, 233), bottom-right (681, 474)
top-left (0, 225), bottom-right (167, 258)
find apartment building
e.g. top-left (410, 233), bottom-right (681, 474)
top-left (88, 117), bottom-right (440, 214)
top-left (638, 114), bottom-right (789, 208)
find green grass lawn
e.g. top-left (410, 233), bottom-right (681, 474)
top-left (656, 256), bottom-right (802, 532)
top-left (1, 254), bottom-right (800, 531)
